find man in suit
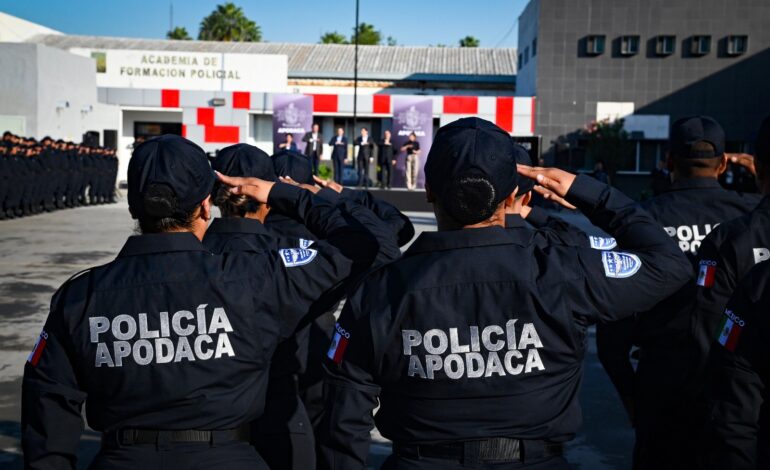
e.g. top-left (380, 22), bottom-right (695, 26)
top-left (329, 127), bottom-right (348, 185)
top-left (302, 123), bottom-right (323, 175)
top-left (355, 127), bottom-right (374, 188)
top-left (378, 130), bottom-right (395, 189)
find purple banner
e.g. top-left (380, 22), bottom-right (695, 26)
top-left (272, 94), bottom-right (313, 154)
top-left (391, 96), bottom-right (433, 189)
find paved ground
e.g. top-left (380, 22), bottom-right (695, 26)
top-left (0, 201), bottom-right (633, 469)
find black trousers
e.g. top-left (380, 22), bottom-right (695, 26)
top-left (90, 440), bottom-right (267, 470)
top-left (308, 152), bottom-right (321, 175)
top-left (379, 160), bottom-right (393, 188)
top-left (382, 454), bottom-right (572, 470)
top-left (333, 157), bottom-right (344, 184)
top-left (357, 156), bottom-right (370, 187)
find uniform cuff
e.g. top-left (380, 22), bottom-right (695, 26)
top-left (316, 187), bottom-right (342, 204)
top-left (267, 182), bottom-right (303, 215)
top-left (565, 174), bottom-right (607, 209)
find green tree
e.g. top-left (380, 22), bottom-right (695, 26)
top-left (198, 3), bottom-right (261, 42)
top-left (386, 36), bottom-right (397, 46)
top-left (320, 31), bottom-right (348, 44)
top-left (581, 118), bottom-right (632, 176)
top-left (166, 26), bottom-right (192, 40)
top-left (459, 36), bottom-right (480, 47)
top-left (351, 22), bottom-right (381, 45)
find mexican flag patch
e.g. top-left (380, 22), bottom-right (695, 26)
top-left (327, 323), bottom-right (350, 365)
top-left (697, 260), bottom-right (717, 287)
top-left (716, 310), bottom-right (744, 352)
top-left (27, 330), bottom-right (48, 367)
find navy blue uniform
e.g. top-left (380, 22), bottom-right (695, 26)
top-left (703, 262), bottom-right (770, 469)
top-left (21, 183), bottom-right (378, 470)
top-left (595, 177), bottom-right (759, 468)
top-left (319, 175), bottom-right (691, 469)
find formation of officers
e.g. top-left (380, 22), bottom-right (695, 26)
top-left (0, 132), bottom-right (118, 219)
top-left (18, 114), bottom-right (770, 470)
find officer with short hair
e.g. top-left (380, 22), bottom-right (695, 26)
top-left (318, 117), bottom-right (691, 469)
top-left (595, 116), bottom-right (761, 468)
top-left (21, 135), bottom-right (380, 469)
top-left (702, 261), bottom-right (770, 468)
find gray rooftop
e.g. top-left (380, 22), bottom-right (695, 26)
top-left (28, 34), bottom-right (516, 83)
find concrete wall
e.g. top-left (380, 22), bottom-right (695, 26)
top-left (516, 0), bottom-right (539, 97)
top-left (527, 0), bottom-right (770, 166)
top-left (0, 43), bottom-right (38, 135)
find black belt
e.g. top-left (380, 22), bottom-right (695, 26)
top-left (102, 427), bottom-right (250, 448)
top-left (394, 438), bottom-right (563, 464)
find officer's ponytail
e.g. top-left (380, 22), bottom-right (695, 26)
top-left (135, 183), bottom-right (198, 234)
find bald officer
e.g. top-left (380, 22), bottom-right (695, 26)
top-left (318, 118), bottom-right (691, 469)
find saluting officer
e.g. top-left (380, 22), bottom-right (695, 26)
top-left (318, 118), bottom-right (691, 469)
top-left (595, 116), bottom-right (761, 468)
top-left (702, 260), bottom-right (770, 469)
top-left (21, 135), bottom-right (380, 469)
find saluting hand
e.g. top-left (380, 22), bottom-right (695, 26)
top-left (278, 176), bottom-right (320, 194)
top-left (517, 165), bottom-right (578, 210)
top-left (727, 153), bottom-right (756, 176)
top-left (215, 171), bottom-right (275, 203)
top-left (313, 175), bottom-right (344, 193)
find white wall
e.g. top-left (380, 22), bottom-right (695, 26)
top-left (516, 0), bottom-right (539, 97)
top-left (0, 43), bottom-right (38, 134)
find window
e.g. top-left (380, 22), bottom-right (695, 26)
top-left (532, 38), bottom-right (537, 57)
top-left (655, 35), bottom-right (676, 56)
top-left (620, 35), bottom-right (640, 56)
top-left (518, 53), bottom-right (523, 68)
top-left (586, 35), bottom-right (606, 55)
top-left (727, 35), bottom-right (748, 55)
top-left (524, 46), bottom-right (530, 63)
top-left (691, 35), bottom-right (711, 56)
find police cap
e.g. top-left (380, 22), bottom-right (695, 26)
top-left (670, 115), bottom-right (725, 158)
top-left (128, 135), bottom-right (215, 219)
top-left (513, 144), bottom-right (534, 195)
top-left (755, 116), bottom-right (770, 165)
top-left (425, 117), bottom-right (518, 224)
top-left (272, 149), bottom-right (314, 185)
top-left (212, 144), bottom-right (275, 181)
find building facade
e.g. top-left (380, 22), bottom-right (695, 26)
top-left (518, 0), bottom-right (770, 195)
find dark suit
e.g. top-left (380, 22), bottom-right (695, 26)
top-left (355, 136), bottom-right (374, 188)
top-left (378, 139), bottom-right (394, 188)
top-left (328, 135), bottom-right (347, 184)
top-left (302, 131), bottom-right (323, 175)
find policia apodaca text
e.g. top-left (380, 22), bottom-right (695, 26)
top-left (20, 134), bottom-right (397, 470)
top-left (319, 118), bottom-right (692, 469)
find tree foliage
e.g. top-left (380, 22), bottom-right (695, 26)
top-left (352, 23), bottom-right (381, 45)
top-left (459, 36), bottom-right (480, 47)
top-left (581, 118), bottom-right (632, 173)
top-left (320, 31), bottom-right (348, 44)
top-left (166, 27), bottom-right (192, 40)
top-left (198, 3), bottom-right (261, 42)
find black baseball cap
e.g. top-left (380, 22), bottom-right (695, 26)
top-left (272, 150), bottom-right (313, 185)
top-left (128, 135), bottom-right (215, 219)
top-left (212, 144), bottom-right (275, 181)
top-left (425, 117), bottom-right (518, 224)
top-left (670, 115), bottom-right (725, 158)
top-left (755, 116), bottom-right (770, 165)
top-left (512, 144), bottom-right (534, 195)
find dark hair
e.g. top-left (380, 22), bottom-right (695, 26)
top-left (212, 184), bottom-right (260, 218)
top-left (136, 184), bottom-right (199, 234)
top-left (672, 141), bottom-right (722, 175)
top-left (441, 174), bottom-right (499, 225)
top-left (361, 127), bottom-right (368, 132)
top-left (410, 132), bottom-right (417, 137)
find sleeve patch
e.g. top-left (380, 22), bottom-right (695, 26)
top-left (279, 248), bottom-right (318, 267)
top-left (588, 236), bottom-right (618, 250)
top-left (601, 251), bottom-right (642, 278)
top-left (327, 323), bottom-right (350, 364)
top-left (697, 260), bottom-right (717, 287)
top-left (716, 309), bottom-right (744, 351)
top-left (27, 330), bottom-right (49, 367)
top-left (298, 238), bottom-right (315, 249)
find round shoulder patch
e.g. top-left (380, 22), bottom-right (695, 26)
top-left (601, 251), bottom-right (642, 278)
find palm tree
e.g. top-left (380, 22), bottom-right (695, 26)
top-left (198, 3), bottom-right (261, 42)
top-left (320, 32), bottom-right (348, 44)
top-left (351, 23), bottom-right (381, 45)
top-left (166, 27), bottom-right (192, 40)
top-left (459, 36), bottom-right (480, 47)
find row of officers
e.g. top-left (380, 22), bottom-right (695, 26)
top-left (0, 132), bottom-right (118, 220)
top-left (20, 115), bottom-right (770, 469)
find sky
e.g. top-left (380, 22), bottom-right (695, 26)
top-left (0, 0), bottom-right (528, 48)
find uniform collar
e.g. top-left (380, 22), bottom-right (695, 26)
top-left (207, 217), bottom-right (270, 235)
top-left (504, 214), bottom-right (527, 229)
top-left (667, 177), bottom-right (723, 191)
top-left (117, 232), bottom-right (210, 258)
top-left (404, 226), bottom-right (520, 256)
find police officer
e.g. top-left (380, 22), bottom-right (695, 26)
top-left (21, 135), bottom-right (380, 469)
top-left (318, 117), bottom-right (691, 469)
top-left (595, 115), bottom-right (761, 468)
top-left (687, 117), bottom-right (770, 431)
top-left (702, 261), bottom-right (770, 469)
